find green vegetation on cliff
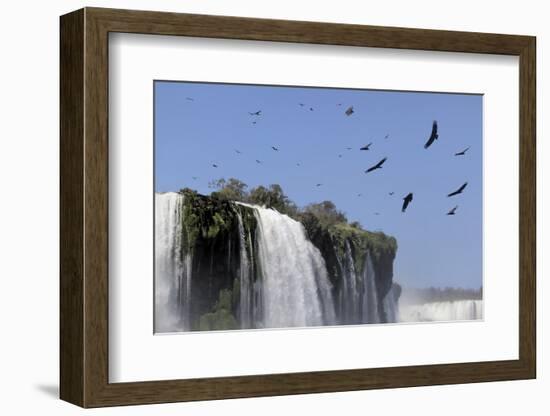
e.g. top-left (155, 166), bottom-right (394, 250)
top-left (198, 289), bottom-right (238, 331)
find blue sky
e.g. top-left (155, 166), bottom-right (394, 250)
top-left (154, 81), bottom-right (482, 290)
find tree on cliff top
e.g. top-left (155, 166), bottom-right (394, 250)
top-left (208, 178), bottom-right (248, 201)
top-left (248, 184), bottom-right (298, 217)
top-left (302, 201), bottom-right (348, 228)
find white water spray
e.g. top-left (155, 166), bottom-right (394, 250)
top-left (252, 206), bottom-right (336, 328)
top-left (154, 192), bottom-right (191, 332)
top-left (399, 300), bottom-right (482, 322)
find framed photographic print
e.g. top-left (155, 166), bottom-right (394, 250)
top-left (60, 7), bottom-right (536, 408)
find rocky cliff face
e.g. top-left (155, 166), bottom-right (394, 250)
top-left (156, 190), bottom-right (399, 332)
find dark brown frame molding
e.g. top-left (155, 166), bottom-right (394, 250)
top-left (60, 7), bottom-right (536, 408)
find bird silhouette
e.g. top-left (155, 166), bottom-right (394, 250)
top-left (316, 183), bottom-right (322, 187)
top-left (192, 176), bottom-right (198, 180)
top-left (424, 120), bottom-right (439, 149)
top-left (384, 134), bottom-right (390, 139)
top-left (296, 162), bottom-right (301, 166)
top-left (389, 191), bottom-right (395, 196)
top-left (455, 146), bottom-right (470, 156)
top-left (402, 193), bottom-right (413, 212)
top-left (360, 143), bottom-right (372, 151)
top-left (271, 146), bottom-right (279, 151)
top-left (447, 206), bottom-right (458, 215)
top-left (309, 107), bottom-right (314, 111)
top-left (357, 193), bottom-right (362, 197)
top-left (346, 147), bottom-right (352, 150)
top-left (374, 212), bottom-right (380, 216)
top-left (185, 97), bottom-right (194, 101)
top-left (252, 121), bottom-right (257, 125)
top-left (256, 159), bottom-right (262, 164)
top-left (212, 164), bottom-right (218, 168)
top-left (235, 149), bottom-right (242, 154)
top-left (338, 154), bottom-right (343, 158)
top-left (299, 103), bottom-right (305, 107)
top-left (365, 157), bottom-right (387, 173)
top-left (345, 106), bottom-right (354, 116)
top-left (249, 110), bottom-right (262, 116)
top-left (447, 182), bottom-right (468, 197)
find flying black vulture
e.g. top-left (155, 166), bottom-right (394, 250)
top-left (455, 146), bottom-right (471, 156)
top-left (447, 182), bottom-right (468, 197)
top-left (212, 164), bottom-right (218, 168)
top-left (365, 157), bottom-right (387, 173)
top-left (309, 107), bottom-right (314, 111)
top-left (249, 110), bottom-right (262, 116)
top-left (389, 191), bottom-right (395, 196)
top-left (402, 193), bottom-right (413, 213)
top-left (447, 206), bottom-right (458, 215)
top-left (345, 106), bottom-right (354, 116)
top-left (316, 183), bottom-right (322, 187)
top-left (360, 143), bottom-right (372, 151)
top-left (271, 146), bottom-right (279, 151)
top-left (424, 120), bottom-right (439, 149)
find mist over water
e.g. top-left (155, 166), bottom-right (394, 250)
top-left (400, 300), bottom-right (483, 322)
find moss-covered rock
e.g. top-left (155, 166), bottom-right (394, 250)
top-left (198, 289), bottom-right (239, 331)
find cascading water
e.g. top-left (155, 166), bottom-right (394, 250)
top-left (236, 211), bottom-right (253, 329)
top-left (382, 286), bottom-right (399, 323)
top-left (399, 300), bottom-right (483, 322)
top-left (361, 251), bottom-right (380, 324)
top-left (252, 205), bottom-right (337, 328)
top-left (155, 192), bottom-right (191, 332)
top-left (337, 240), bottom-right (359, 324)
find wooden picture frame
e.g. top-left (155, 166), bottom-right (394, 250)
top-left (60, 7), bottom-right (536, 408)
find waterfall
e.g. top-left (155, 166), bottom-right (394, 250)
top-left (338, 240), bottom-right (360, 324)
top-left (382, 286), bottom-right (399, 323)
top-left (155, 192), bottom-right (192, 332)
top-left (360, 251), bottom-right (380, 324)
top-left (399, 300), bottom-right (483, 322)
top-left (236, 211), bottom-right (253, 329)
top-left (252, 206), bottom-right (336, 328)
top-left (154, 193), bottom-right (404, 331)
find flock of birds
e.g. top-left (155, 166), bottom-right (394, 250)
top-left (185, 97), bottom-right (472, 217)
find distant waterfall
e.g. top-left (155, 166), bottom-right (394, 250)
top-left (155, 192), bottom-right (191, 332)
top-left (399, 300), bottom-right (483, 322)
top-left (252, 206), bottom-right (336, 328)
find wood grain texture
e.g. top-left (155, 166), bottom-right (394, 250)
top-left (59, 7), bottom-right (537, 408)
top-left (59, 8), bottom-right (84, 407)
